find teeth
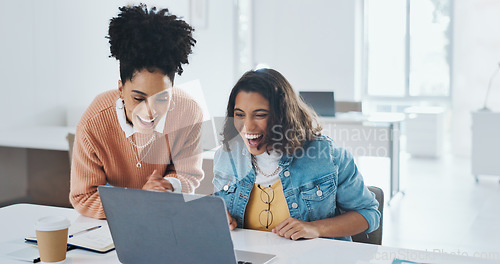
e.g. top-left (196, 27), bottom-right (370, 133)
top-left (138, 116), bottom-right (156, 123)
top-left (245, 133), bottom-right (262, 140)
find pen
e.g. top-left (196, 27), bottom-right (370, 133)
top-left (68, 225), bottom-right (101, 238)
top-left (33, 245), bottom-right (77, 263)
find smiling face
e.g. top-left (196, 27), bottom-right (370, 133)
top-left (119, 69), bottom-right (173, 134)
top-left (233, 91), bottom-right (271, 155)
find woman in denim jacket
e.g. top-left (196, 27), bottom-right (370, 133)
top-left (213, 68), bottom-right (380, 241)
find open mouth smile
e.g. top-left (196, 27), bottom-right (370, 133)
top-left (137, 115), bottom-right (157, 128)
top-left (245, 133), bottom-right (264, 148)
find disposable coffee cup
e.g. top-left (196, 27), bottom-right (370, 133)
top-left (35, 216), bottom-right (71, 264)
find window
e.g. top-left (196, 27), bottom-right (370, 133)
top-left (364, 0), bottom-right (452, 100)
top-left (235, 0), bottom-right (252, 78)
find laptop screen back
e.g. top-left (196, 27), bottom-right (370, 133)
top-left (299, 91), bottom-right (336, 117)
top-left (98, 186), bottom-right (237, 264)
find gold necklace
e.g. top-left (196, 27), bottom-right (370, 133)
top-left (128, 134), bottom-right (156, 149)
top-left (251, 155), bottom-right (281, 177)
top-left (129, 134), bottom-right (156, 168)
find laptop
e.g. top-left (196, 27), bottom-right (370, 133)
top-left (299, 91), bottom-right (336, 117)
top-left (98, 186), bottom-right (276, 264)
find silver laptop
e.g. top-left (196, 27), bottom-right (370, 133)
top-left (98, 186), bottom-right (276, 264)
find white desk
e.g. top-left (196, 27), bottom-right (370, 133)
top-left (1, 204), bottom-right (496, 264)
top-left (0, 126), bottom-right (75, 151)
top-left (320, 113), bottom-right (404, 201)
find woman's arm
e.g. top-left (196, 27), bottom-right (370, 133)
top-left (163, 97), bottom-right (204, 193)
top-left (69, 127), bottom-right (107, 219)
top-left (274, 145), bottom-right (380, 240)
top-left (272, 211), bottom-right (368, 240)
top-left (334, 147), bottom-right (381, 234)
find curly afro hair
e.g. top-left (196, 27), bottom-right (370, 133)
top-left (107, 3), bottom-right (196, 83)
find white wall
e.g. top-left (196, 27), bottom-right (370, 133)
top-left (452, 0), bottom-right (500, 157)
top-left (253, 0), bottom-right (363, 101)
top-left (2, 0), bottom-right (498, 161)
top-left (12, 0), bottom-right (483, 135)
top-left (175, 0), bottom-right (236, 117)
top-left (0, 0), bottom-right (235, 127)
top-left (0, 0), bottom-right (362, 127)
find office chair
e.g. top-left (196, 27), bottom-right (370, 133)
top-left (351, 186), bottom-right (384, 245)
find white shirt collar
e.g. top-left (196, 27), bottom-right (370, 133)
top-left (115, 98), bottom-right (167, 138)
top-left (255, 150), bottom-right (282, 163)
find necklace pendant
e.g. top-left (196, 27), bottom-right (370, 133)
top-left (136, 162), bottom-right (142, 168)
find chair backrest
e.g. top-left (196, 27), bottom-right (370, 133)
top-left (66, 133), bottom-right (75, 166)
top-left (336, 101), bottom-right (362, 113)
top-left (351, 186), bottom-right (384, 245)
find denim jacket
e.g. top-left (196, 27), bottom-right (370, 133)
top-left (213, 135), bottom-right (380, 241)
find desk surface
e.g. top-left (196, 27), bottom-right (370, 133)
top-left (320, 112), bottom-right (405, 125)
top-left (0, 204), bottom-right (496, 264)
top-left (0, 126), bottom-right (74, 151)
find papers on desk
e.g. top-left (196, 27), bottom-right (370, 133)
top-left (5, 244), bottom-right (39, 262)
top-left (25, 223), bottom-right (115, 253)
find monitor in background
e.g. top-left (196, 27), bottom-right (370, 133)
top-left (299, 91), bottom-right (336, 117)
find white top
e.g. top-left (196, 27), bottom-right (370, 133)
top-left (254, 151), bottom-right (282, 186)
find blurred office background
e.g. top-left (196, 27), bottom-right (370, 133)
top-left (1, 0), bottom-right (499, 259)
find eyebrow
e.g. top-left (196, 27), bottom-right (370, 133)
top-left (234, 108), bottom-right (269, 113)
top-left (132, 90), bottom-right (147, 96)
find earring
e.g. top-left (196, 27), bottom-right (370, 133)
top-left (117, 98), bottom-right (124, 109)
top-left (169, 100), bottom-right (176, 112)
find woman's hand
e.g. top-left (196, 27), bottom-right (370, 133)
top-left (272, 217), bottom-right (320, 240)
top-left (227, 210), bottom-right (237, 231)
top-left (142, 170), bottom-right (174, 192)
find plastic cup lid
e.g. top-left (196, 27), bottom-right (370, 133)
top-left (35, 216), bottom-right (71, 231)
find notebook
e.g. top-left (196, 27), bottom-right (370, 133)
top-left (25, 223), bottom-right (115, 253)
top-left (98, 186), bottom-right (276, 264)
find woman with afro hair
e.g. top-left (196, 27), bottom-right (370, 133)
top-left (70, 4), bottom-right (204, 219)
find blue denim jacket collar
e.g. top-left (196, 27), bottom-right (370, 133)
top-left (221, 139), bottom-right (295, 181)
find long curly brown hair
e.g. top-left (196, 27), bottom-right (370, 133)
top-left (222, 68), bottom-right (322, 155)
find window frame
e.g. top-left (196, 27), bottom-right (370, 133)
top-left (361, 0), bottom-right (454, 103)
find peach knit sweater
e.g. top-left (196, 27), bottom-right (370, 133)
top-left (70, 89), bottom-right (204, 219)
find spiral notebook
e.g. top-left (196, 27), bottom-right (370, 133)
top-left (25, 223), bottom-right (115, 253)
